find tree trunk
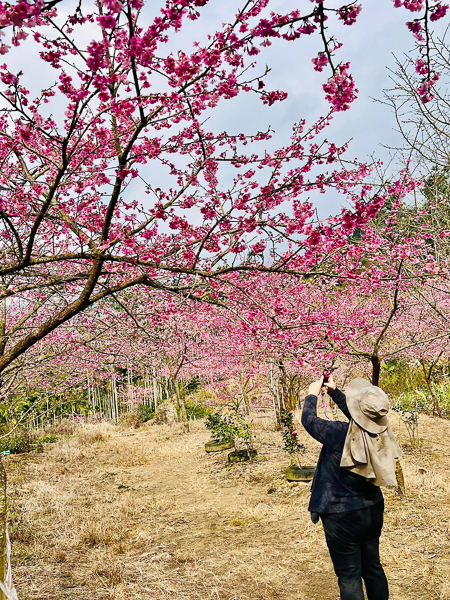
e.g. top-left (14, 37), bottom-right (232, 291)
top-left (174, 380), bottom-right (189, 433)
top-left (421, 360), bottom-right (440, 417)
top-left (239, 376), bottom-right (251, 415)
top-left (270, 365), bottom-right (282, 430)
top-left (371, 355), bottom-right (381, 386)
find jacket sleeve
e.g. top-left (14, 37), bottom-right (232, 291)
top-left (301, 394), bottom-right (348, 450)
top-left (328, 388), bottom-right (352, 421)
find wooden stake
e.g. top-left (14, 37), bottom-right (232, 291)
top-left (395, 459), bottom-right (406, 497)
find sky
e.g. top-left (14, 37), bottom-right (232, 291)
top-left (189, 0), bottom-right (448, 162)
top-left (163, 0), bottom-right (415, 161)
top-left (4, 0), bottom-right (450, 218)
top-left (145, 0), bottom-right (450, 215)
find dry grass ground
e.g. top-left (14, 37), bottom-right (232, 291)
top-left (4, 411), bottom-right (450, 600)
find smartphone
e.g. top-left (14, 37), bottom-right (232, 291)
top-left (323, 370), bottom-right (330, 384)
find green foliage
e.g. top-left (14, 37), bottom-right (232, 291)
top-left (380, 359), bottom-right (425, 396)
top-left (39, 435), bottom-right (58, 444)
top-left (3, 388), bottom-right (92, 430)
top-left (280, 410), bottom-right (306, 460)
top-left (377, 359), bottom-right (450, 417)
top-left (392, 382), bottom-right (450, 417)
top-left (430, 383), bottom-right (450, 416)
top-left (205, 412), bottom-right (234, 443)
top-left (138, 405), bottom-right (155, 423)
top-left (348, 227), bottom-right (362, 242)
top-left (392, 389), bottom-right (428, 413)
top-left (232, 411), bottom-right (254, 450)
top-left (205, 410), bottom-right (253, 449)
top-left (0, 431), bottom-right (42, 455)
top-left (184, 396), bottom-right (211, 420)
top-left (185, 376), bottom-right (201, 394)
top-left (422, 165), bottom-right (450, 201)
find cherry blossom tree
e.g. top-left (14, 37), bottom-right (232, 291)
top-left (0, 0), bottom-right (448, 382)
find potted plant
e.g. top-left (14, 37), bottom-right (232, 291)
top-left (280, 410), bottom-right (315, 482)
top-left (227, 410), bottom-right (257, 463)
top-left (204, 412), bottom-right (235, 452)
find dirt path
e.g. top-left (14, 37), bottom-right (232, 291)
top-left (5, 415), bottom-right (450, 599)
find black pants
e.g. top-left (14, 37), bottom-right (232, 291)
top-left (320, 502), bottom-right (389, 600)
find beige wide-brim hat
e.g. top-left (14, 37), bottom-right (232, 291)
top-left (345, 378), bottom-right (390, 434)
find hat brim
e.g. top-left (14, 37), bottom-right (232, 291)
top-left (345, 378), bottom-right (389, 434)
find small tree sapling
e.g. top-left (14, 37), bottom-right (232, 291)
top-left (280, 410), bottom-right (306, 467)
top-left (205, 413), bottom-right (235, 445)
top-left (205, 410), bottom-right (254, 451)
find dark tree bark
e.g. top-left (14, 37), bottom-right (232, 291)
top-left (371, 355), bottom-right (381, 386)
top-left (421, 359), bottom-right (441, 417)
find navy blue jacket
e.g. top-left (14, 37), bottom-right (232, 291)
top-left (301, 388), bottom-right (383, 514)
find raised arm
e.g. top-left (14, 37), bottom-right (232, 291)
top-left (328, 388), bottom-right (352, 421)
top-left (324, 374), bottom-right (352, 421)
top-left (301, 393), bottom-right (348, 450)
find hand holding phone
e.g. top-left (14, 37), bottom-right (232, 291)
top-left (322, 371), bottom-right (336, 391)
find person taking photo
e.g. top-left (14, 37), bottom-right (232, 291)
top-left (301, 374), bottom-right (401, 600)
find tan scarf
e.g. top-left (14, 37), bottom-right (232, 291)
top-left (340, 420), bottom-right (402, 487)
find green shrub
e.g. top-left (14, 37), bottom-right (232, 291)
top-left (392, 390), bottom-right (429, 414)
top-left (280, 410), bottom-right (306, 464)
top-left (185, 376), bottom-right (201, 394)
top-left (39, 435), bottom-right (58, 444)
top-left (430, 383), bottom-right (450, 416)
top-left (392, 384), bottom-right (450, 416)
top-left (139, 405), bottom-right (155, 422)
top-left (205, 412), bottom-right (231, 442)
top-left (232, 412), bottom-right (254, 451)
top-left (184, 396), bottom-right (211, 420)
top-left (380, 359), bottom-right (425, 396)
top-left (0, 432), bottom-right (42, 455)
top-left (205, 410), bottom-right (253, 449)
